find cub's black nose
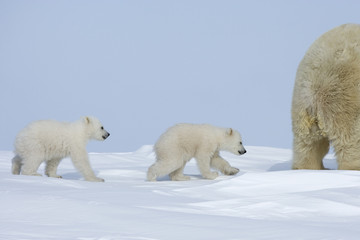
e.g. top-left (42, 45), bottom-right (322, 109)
top-left (103, 132), bottom-right (110, 140)
top-left (238, 149), bottom-right (247, 155)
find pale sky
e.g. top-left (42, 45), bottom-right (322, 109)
top-left (1, 0), bottom-right (360, 152)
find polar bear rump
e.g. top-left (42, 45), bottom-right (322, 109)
top-left (292, 24), bottom-right (360, 170)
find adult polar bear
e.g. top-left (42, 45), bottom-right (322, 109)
top-left (292, 24), bottom-right (360, 170)
top-left (147, 123), bottom-right (246, 181)
top-left (12, 116), bottom-right (110, 182)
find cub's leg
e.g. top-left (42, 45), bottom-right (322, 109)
top-left (169, 162), bottom-right (191, 181)
top-left (11, 155), bottom-right (23, 175)
top-left (21, 154), bottom-right (43, 176)
top-left (196, 153), bottom-right (219, 180)
top-left (45, 158), bottom-right (63, 178)
top-left (147, 158), bottom-right (183, 181)
top-left (210, 152), bottom-right (239, 175)
top-left (70, 150), bottom-right (104, 182)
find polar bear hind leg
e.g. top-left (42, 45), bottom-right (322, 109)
top-left (11, 155), bottom-right (22, 175)
top-left (147, 158), bottom-right (185, 181)
top-left (169, 163), bottom-right (191, 181)
top-left (21, 154), bottom-right (43, 176)
top-left (45, 157), bottom-right (63, 178)
top-left (292, 109), bottom-right (329, 170)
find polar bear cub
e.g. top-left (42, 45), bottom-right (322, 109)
top-left (11, 116), bottom-right (110, 182)
top-left (147, 123), bottom-right (246, 181)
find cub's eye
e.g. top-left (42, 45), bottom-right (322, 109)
top-left (101, 126), bottom-right (104, 130)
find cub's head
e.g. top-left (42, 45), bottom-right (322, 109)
top-left (83, 116), bottom-right (110, 141)
top-left (222, 128), bottom-right (246, 155)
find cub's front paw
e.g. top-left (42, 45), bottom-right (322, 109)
top-left (224, 167), bottom-right (239, 175)
top-left (46, 173), bottom-right (63, 178)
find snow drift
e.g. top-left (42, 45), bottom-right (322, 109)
top-left (1, 146), bottom-right (360, 240)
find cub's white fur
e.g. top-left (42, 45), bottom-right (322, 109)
top-left (12, 116), bottom-right (110, 182)
top-left (147, 123), bottom-right (246, 181)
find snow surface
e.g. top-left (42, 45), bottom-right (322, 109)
top-left (1, 146), bottom-right (360, 240)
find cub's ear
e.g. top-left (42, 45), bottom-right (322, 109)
top-left (226, 128), bottom-right (233, 136)
top-left (82, 116), bottom-right (91, 124)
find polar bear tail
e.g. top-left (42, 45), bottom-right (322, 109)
top-left (11, 155), bottom-right (22, 175)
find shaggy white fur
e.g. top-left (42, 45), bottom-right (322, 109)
top-left (147, 123), bottom-right (246, 181)
top-left (12, 116), bottom-right (110, 182)
top-left (292, 23), bottom-right (360, 170)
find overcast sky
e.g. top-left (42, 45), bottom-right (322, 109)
top-left (1, 0), bottom-right (360, 152)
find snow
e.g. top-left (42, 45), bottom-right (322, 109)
top-left (1, 146), bottom-right (360, 240)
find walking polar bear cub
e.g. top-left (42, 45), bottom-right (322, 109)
top-left (147, 123), bottom-right (246, 181)
top-left (292, 24), bottom-right (360, 170)
top-left (12, 116), bottom-right (110, 182)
